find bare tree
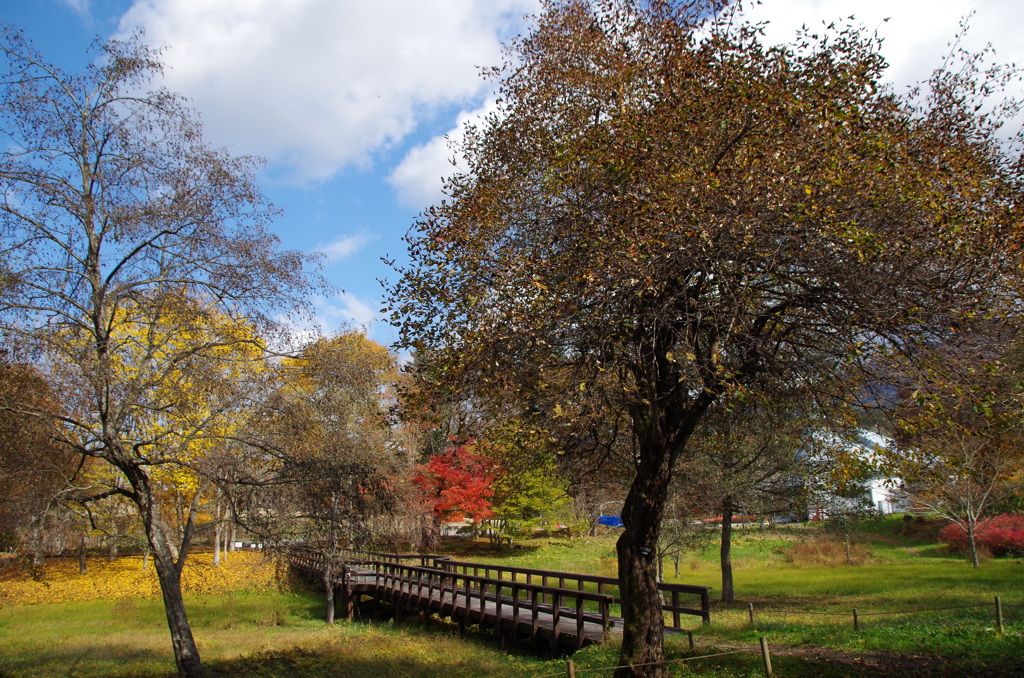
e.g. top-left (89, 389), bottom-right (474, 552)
top-left (0, 28), bottom-right (313, 678)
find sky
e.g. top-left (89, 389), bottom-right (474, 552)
top-left (1, 0), bottom-right (1022, 350)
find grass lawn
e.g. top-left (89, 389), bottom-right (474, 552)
top-left (1, 518), bottom-right (1023, 677)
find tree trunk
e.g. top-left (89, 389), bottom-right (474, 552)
top-left (78, 533), bottom-right (88, 575)
top-left (108, 535), bottom-right (118, 562)
top-left (968, 522), bottom-right (980, 569)
top-left (615, 446), bottom-right (674, 678)
top-left (324, 567), bottom-right (336, 625)
top-left (720, 498), bottom-right (735, 603)
top-left (30, 515), bottom-right (46, 567)
top-left (212, 503), bottom-right (222, 567)
top-left (844, 532), bottom-right (852, 566)
top-left (125, 463), bottom-right (205, 678)
top-left (212, 525), bottom-right (221, 566)
top-left (152, 550), bottom-right (206, 678)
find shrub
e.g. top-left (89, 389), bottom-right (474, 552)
top-left (938, 514), bottom-right (1024, 558)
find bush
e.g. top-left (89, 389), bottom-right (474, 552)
top-left (938, 514), bottom-right (1024, 558)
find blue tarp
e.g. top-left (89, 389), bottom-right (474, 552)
top-left (597, 515), bottom-right (624, 527)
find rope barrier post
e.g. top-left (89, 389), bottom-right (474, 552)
top-left (566, 658), bottom-right (575, 678)
top-left (996, 596), bottom-right (1004, 635)
top-left (853, 608), bottom-right (859, 631)
top-left (687, 629), bottom-right (695, 650)
top-left (759, 636), bottom-right (774, 678)
top-left (748, 602), bottom-right (755, 626)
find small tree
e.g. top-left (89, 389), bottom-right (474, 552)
top-left (414, 442), bottom-right (497, 539)
top-left (679, 399), bottom-right (814, 600)
top-left (0, 360), bottom-right (77, 565)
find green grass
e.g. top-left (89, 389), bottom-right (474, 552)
top-left (3, 519), bottom-right (1024, 677)
top-left (0, 592), bottom-right (556, 678)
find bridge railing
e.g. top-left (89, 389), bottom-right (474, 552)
top-left (432, 558), bottom-right (710, 627)
top-left (367, 559), bottom-right (615, 649)
top-left (289, 549), bottom-right (711, 631)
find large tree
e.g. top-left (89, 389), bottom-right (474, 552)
top-left (387, 1), bottom-right (1024, 674)
top-left (0, 28), bottom-right (312, 678)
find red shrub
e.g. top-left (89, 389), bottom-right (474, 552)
top-left (939, 514), bottom-right (1024, 557)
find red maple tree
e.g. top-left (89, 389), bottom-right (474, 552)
top-left (414, 442), bottom-right (497, 524)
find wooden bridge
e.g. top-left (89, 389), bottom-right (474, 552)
top-left (290, 549), bottom-right (711, 652)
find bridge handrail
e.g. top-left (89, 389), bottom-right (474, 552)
top-left (436, 558), bottom-right (709, 595)
top-left (433, 557), bottom-right (711, 626)
top-left (367, 559), bottom-right (615, 646)
top-left (372, 560), bottom-right (617, 604)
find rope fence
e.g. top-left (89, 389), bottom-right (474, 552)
top-left (531, 595), bottom-right (1021, 678)
top-left (532, 641), bottom-right (771, 678)
top-left (741, 595), bottom-right (1017, 632)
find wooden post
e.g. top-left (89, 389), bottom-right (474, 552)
top-left (687, 630), bottom-right (695, 650)
top-left (567, 659), bottom-right (576, 678)
top-left (759, 636), bottom-right (774, 678)
top-left (852, 608), bottom-right (859, 631)
top-left (995, 596), bottom-right (1004, 634)
top-left (748, 602), bottom-right (755, 625)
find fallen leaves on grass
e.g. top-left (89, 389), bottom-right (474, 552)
top-left (0, 552), bottom-right (280, 606)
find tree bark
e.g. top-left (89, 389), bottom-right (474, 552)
top-left (30, 515), bottom-right (45, 567)
top-left (212, 503), bottom-right (222, 567)
top-left (78, 533), bottom-right (88, 575)
top-left (126, 464), bottom-right (205, 678)
top-left (152, 550), bottom-right (206, 678)
top-left (324, 567), bottom-right (336, 625)
top-left (720, 498), bottom-right (735, 603)
top-left (968, 522), bottom-right (980, 569)
top-left (615, 444), bottom-right (674, 678)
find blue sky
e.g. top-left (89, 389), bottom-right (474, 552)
top-left (2, 0), bottom-right (1022, 350)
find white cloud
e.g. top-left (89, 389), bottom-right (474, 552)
top-left (314, 233), bottom-right (371, 264)
top-left (388, 99), bottom-right (498, 209)
top-left (740, 0), bottom-right (1023, 89)
top-left (116, 0), bottom-right (538, 183)
top-left (316, 292), bottom-right (378, 333)
top-left (60, 0), bottom-right (91, 17)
